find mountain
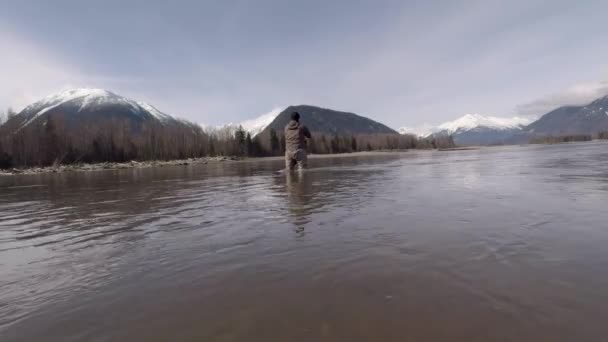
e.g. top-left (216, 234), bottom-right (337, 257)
top-left (3, 89), bottom-right (182, 133)
top-left (400, 114), bottom-right (533, 145)
top-left (435, 114), bottom-right (532, 135)
top-left (432, 114), bottom-right (533, 145)
top-left (0, 88), bottom-right (208, 167)
top-left (259, 105), bottom-right (397, 136)
top-left (525, 95), bottom-right (608, 135)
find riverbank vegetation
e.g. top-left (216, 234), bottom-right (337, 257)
top-left (0, 116), bottom-right (454, 169)
top-left (530, 134), bottom-right (593, 144)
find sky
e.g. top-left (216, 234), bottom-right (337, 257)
top-left (1, 0), bottom-right (608, 128)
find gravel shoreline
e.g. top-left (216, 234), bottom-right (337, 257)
top-left (0, 156), bottom-right (240, 176)
top-left (0, 150), bottom-right (431, 176)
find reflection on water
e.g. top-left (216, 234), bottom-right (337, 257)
top-left (1, 142), bottom-right (608, 341)
top-left (285, 172), bottom-right (313, 234)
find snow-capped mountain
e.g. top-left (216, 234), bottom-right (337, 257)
top-left (202, 107), bottom-right (283, 137)
top-left (0, 89), bottom-right (212, 167)
top-left (14, 88), bottom-right (179, 130)
top-left (240, 107), bottom-right (283, 136)
top-left (436, 114), bottom-right (532, 135)
top-left (435, 114), bottom-right (533, 145)
top-left (399, 114), bottom-right (534, 145)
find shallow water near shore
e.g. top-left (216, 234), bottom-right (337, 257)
top-left (2, 141), bottom-right (608, 341)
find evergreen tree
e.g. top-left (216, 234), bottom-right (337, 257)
top-left (0, 138), bottom-right (11, 169)
top-left (234, 126), bottom-right (246, 156)
top-left (252, 136), bottom-right (264, 157)
top-left (330, 134), bottom-right (340, 153)
top-left (279, 134), bottom-right (286, 154)
top-left (269, 128), bottom-right (280, 155)
top-left (245, 132), bottom-right (253, 156)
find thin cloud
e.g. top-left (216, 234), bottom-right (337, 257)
top-left (0, 29), bottom-right (138, 112)
top-left (517, 80), bottom-right (608, 116)
top-left (3, 1), bottom-right (608, 127)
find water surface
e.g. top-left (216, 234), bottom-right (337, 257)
top-left (2, 142), bottom-right (608, 341)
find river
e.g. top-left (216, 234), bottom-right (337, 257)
top-left (1, 142), bottom-right (608, 341)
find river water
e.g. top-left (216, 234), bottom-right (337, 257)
top-left (1, 142), bottom-right (608, 341)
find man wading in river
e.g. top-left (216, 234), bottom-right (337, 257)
top-left (284, 112), bottom-right (311, 170)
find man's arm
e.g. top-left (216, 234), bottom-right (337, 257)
top-left (303, 126), bottom-right (312, 139)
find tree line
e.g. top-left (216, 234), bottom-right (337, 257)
top-left (0, 113), bottom-right (211, 168)
top-left (201, 126), bottom-right (454, 158)
top-left (0, 113), bottom-right (454, 169)
top-left (263, 128), bottom-right (454, 155)
top-left (529, 134), bottom-right (593, 144)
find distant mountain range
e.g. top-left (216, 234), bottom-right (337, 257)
top-left (2, 90), bottom-right (398, 143)
top-left (398, 93), bottom-right (608, 145)
top-left (221, 93), bottom-right (608, 145)
top-left (5, 88), bottom-right (608, 149)
top-left (400, 114), bottom-right (534, 145)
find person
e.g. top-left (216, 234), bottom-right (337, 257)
top-left (284, 111), bottom-right (311, 170)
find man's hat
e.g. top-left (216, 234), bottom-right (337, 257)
top-left (291, 112), bottom-right (300, 121)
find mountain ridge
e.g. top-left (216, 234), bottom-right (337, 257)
top-left (399, 114), bottom-right (534, 145)
top-left (259, 105), bottom-right (398, 137)
top-left (525, 95), bottom-right (608, 135)
top-left (6, 88), bottom-right (182, 133)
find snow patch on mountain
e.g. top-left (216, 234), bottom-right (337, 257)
top-left (136, 101), bottom-right (173, 121)
top-left (202, 107), bottom-right (283, 137)
top-left (398, 114), bottom-right (535, 138)
top-left (25, 88), bottom-right (111, 111)
top-left (19, 88), bottom-right (176, 129)
top-left (398, 124), bottom-right (435, 137)
top-left (240, 107), bottom-right (283, 136)
top-left (437, 114), bottom-right (533, 134)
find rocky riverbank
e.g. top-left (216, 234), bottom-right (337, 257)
top-left (0, 150), bottom-right (445, 176)
top-left (0, 156), bottom-right (240, 176)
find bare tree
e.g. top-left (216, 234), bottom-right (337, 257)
top-left (0, 111), bottom-right (456, 169)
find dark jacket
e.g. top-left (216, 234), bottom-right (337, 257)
top-left (284, 120), bottom-right (311, 152)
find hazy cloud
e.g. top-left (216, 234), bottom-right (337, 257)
top-left (517, 80), bottom-right (608, 116)
top-left (0, 28), bottom-right (140, 112)
top-left (1, 1), bottom-right (608, 127)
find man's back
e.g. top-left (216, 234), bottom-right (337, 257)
top-left (284, 112), bottom-right (311, 170)
top-left (284, 119), bottom-right (311, 152)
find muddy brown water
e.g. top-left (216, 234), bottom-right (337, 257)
top-left (2, 142), bottom-right (608, 341)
